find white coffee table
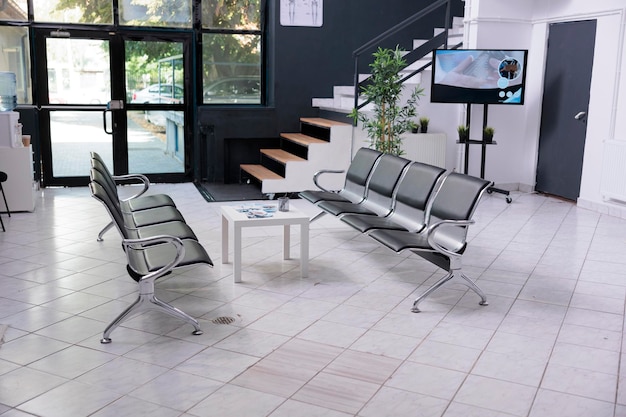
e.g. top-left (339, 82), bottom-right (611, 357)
top-left (221, 205), bottom-right (310, 283)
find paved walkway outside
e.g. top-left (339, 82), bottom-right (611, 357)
top-left (50, 110), bottom-right (183, 177)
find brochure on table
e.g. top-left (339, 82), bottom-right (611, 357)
top-left (232, 203), bottom-right (278, 218)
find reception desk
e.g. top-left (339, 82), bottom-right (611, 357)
top-left (0, 145), bottom-right (36, 212)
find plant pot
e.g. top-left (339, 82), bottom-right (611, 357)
top-left (411, 126), bottom-right (419, 134)
top-left (483, 135), bottom-right (493, 143)
top-left (458, 134), bottom-right (469, 143)
top-left (420, 125), bottom-right (428, 133)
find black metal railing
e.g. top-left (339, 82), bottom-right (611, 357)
top-left (352, 0), bottom-right (457, 111)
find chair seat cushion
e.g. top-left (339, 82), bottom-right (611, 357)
top-left (341, 214), bottom-right (415, 233)
top-left (131, 221), bottom-right (198, 241)
top-left (368, 229), bottom-right (431, 252)
top-left (126, 239), bottom-right (213, 281)
top-left (121, 194), bottom-right (176, 211)
top-left (317, 200), bottom-right (377, 217)
top-left (298, 190), bottom-right (352, 204)
top-left (125, 206), bottom-right (185, 228)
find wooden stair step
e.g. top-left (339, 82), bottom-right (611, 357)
top-left (300, 117), bottom-right (351, 128)
top-left (261, 149), bottom-right (306, 164)
top-left (281, 132), bottom-right (328, 146)
top-left (240, 164), bottom-right (284, 181)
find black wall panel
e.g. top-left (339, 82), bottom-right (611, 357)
top-left (198, 0), bottom-right (463, 183)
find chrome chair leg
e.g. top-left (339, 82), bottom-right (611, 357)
top-left (411, 270), bottom-right (488, 313)
top-left (459, 272), bottom-right (488, 306)
top-left (101, 278), bottom-right (203, 343)
top-left (412, 271), bottom-right (454, 313)
top-left (97, 221), bottom-right (114, 241)
top-left (310, 211), bottom-right (327, 223)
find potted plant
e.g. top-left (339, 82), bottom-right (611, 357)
top-left (457, 125), bottom-right (469, 143)
top-left (419, 117), bottom-right (429, 133)
top-left (410, 121), bottom-right (419, 134)
top-left (349, 46), bottom-right (424, 156)
top-left (483, 126), bottom-right (495, 143)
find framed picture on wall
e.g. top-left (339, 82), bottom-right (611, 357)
top-left (280, 0), bottom-right (323, 27)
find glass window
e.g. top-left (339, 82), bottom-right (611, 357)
top-left (32, 0), bottom-right (113, 24)
top-left (0, 0), bottom-right (27, 21)
top-left (202, 0), bottom-right (261, 30)
top-left (202, 34), bottom-right (261, 104)
top-left (126, 41), bottom-right (184, 104)
top-left (119, 0), bottom-right (192, 28)
top-left (45, 38), bottom-right (110, 105)
top-left (0, 26), bottom-right (32, 105)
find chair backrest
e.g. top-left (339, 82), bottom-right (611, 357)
top-left (90, 165), bottom-right (122, 211)
top-left (425, 172), bottom-right (491, 252)
top-left (361, 153), bottom-right (411, 215)
top-left (91, 157), bottom-right (121, 200)
top-left (389, 162), bottom-right (447, 231)
top-left (89, 178), bottom-right (130, 239)
top-left (341, 148), bottom-right (383, 201)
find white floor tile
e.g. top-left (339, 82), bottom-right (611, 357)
top-left (2, 185), bottom-right (626, 416)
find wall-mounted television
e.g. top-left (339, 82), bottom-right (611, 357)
top-left (431, 49), bottom-right (528, 105)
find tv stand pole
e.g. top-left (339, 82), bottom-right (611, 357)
top-left (462, 104), bottom-right (512, 204)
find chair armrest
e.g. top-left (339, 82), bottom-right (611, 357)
top-left (122, 235), bottom-right (185, 283)
top-left (313, 169), bottom-right (345, 193)
top-left (111, 173), bottom-right (151, 200)
top-left (425, 219), bottom-right (474, 258)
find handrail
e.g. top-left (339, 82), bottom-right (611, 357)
top-left (353, 0), bottom-right (452, 58)
top-left (352, 0), bottom-right (454, 112)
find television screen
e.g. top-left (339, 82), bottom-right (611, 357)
top-left (431, 49), bottom-right (528, 105)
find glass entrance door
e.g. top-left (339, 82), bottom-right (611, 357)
top-left (38, 33), bottom-right (113, 185)
top-left (36, 30), bottom-right (190, 186)
top-left (125, 39), bottom-right (186, 176)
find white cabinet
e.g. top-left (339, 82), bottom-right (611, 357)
top-left (0, 145), bottom-right (36, 212)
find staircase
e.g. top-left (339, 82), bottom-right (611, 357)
top-left (239, 2), bottom-right (463, 197)
top-left (312, 16), bottom-right (465, 114)
top-left (240, 117), bottom-right (352, 196)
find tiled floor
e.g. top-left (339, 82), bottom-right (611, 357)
top-left (0, 184), bottom-right (625, 417)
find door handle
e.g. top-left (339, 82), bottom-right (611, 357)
top-left (574, 111), bottom-right (587, 120)
top-left (102, 100), bottom-right (123, 134)
top-left (102, 108), bottom-right (113, 134)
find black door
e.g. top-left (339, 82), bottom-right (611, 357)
top-left (535, 20), bottom-right (596, 201)
top-left (34, 29), bottom-right (192, 186)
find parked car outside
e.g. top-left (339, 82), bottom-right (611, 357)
top-left (203, 76), bottom-right (261, 104)
top-left (131, 83), bottom-right (184, 104)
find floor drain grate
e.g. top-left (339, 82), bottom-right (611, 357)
top-left (212, 316), bottom-right (236, 325)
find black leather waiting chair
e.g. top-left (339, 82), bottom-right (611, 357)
top-left (315, 153), bottom-right (411, 218)
top-left (90, 152), bottom-right (177, 240)
top-left (90, 169), bottom-right (214, 342)
top-left (90, 168), bottom-right (186, 230)
top-left (341, 161), bottom-right (446, 233)
top-left (368, 172), bottom-right (492, 312)
top-left (100, 234), bottom-right (213, 343)
top-left (299, 148), bottom-right (382, 220)
top-left (89, 180), bottom-right (199, 241)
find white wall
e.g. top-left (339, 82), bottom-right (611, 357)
top-left (466, 0), bottom-right (626, 216)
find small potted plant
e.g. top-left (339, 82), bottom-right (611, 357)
top-left (483, 126), bottom-right (495, 143)
top-left (457, 125), bottom-right (469, 143)
top-left (410, 121), bottom-right (419, 134)
top-left (419, 117), bottom-right (429, 133)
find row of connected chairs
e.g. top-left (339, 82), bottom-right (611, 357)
top-left (299, 148), bottom-right (492, 312)
top-left (89, 152), bottom-right (213, 343)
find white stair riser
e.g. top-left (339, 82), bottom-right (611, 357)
top-left (260, 124), bottom-right (352, 194)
